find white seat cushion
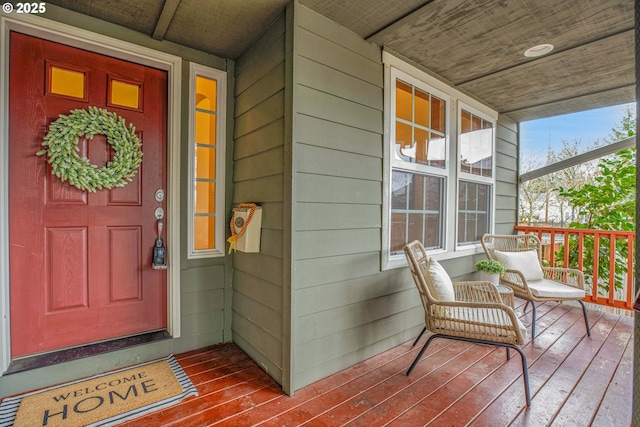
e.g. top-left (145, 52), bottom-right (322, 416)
top-left (527, 278), bottom-right (585, 299)
top-left (494, 250), bottom-right (544, 281)
top-left (444, 306), bottom-right (528, 340)
top-left (422, 259), bottom-right (455, 301)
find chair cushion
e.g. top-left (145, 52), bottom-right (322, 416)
top-left (527, 279), bottom-right (586, 299)
top-left (494, 250), bottom-right (544, 281)
top-left (422, 259), bottom-right (455, 301)
top-left (445, 307), bottom-right (528, 340)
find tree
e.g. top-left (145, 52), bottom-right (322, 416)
top-left (519, 139), bottom-right (599, 226)
top-left (552, 139), bottom-right (599, 225)
top-left (519, 154), bottom-right (548, 225)
top-left (555, 107), bottom-right (636, 295)
top-left (609, 107), bottom-right (636, 141)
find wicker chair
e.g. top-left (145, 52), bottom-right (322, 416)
top-left (404, 240), bottom-right (531, 407)
top-left (481, 234), bottom-right (591, 340)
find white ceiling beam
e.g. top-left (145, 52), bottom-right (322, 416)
top-left (519, 136), bottom-right (636, 182)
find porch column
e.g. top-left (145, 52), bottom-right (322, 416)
top-left (634, 0), bottom-right (640, 424)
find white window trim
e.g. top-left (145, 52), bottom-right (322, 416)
top-left (456, 102), bottom-right (497, 248)
top-left (187, 63), bottom-right (227, 259)
top-left (382, 52), bottom-right (497, 270)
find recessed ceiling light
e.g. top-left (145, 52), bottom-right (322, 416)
top-left (524, 43), bottom-right (554, 57)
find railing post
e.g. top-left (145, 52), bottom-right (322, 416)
top-left (627, 235), bottom-right (634, 310)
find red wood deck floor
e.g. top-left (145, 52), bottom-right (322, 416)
top-left (122, 298), bottom-right (632, 427)
top-left (8, 298), bottom-right (634, 426)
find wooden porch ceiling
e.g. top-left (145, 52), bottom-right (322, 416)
top-left (111, 298), bottom-right (631, 426)
top-left (44, 0), bottom-right (635, 123)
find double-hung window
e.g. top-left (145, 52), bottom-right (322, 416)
top-left (458, 106), bottom-right (495, 246)
top-left (188, 63), bottom-right (227, 258)
top-left (388, 68), bottom-right (449, 257)
top-left (383, 53), bottom-right (497, 268)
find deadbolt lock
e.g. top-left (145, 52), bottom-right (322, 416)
top-left (155, 189), bottom-right (165, 202)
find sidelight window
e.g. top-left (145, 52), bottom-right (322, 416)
top-left (188, 64), bottom-right (227, 258)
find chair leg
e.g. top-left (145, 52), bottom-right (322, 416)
top-left (411, 335), bottom-right (532, 407)
top-left (510, 344), bottom-right (532, 407)
top-left (506, 347), bottom-right (511, 360)
top-left (530, 301), bottom-right (537, 340)
top-left (413, 326), bottom-right (427, 347)
top-left (407, 333), bottom-right (438, 376)
top-left (523, 301), bottom-right (530, 313)
top-left (578, 300), bottom-right (591, 337)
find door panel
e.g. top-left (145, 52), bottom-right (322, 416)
top-left (9, 32), bottom-right (168, 357)
top-left (108, 226), bottom-right (143, 302)
top-left (46, 227), bottom-right (89, 311)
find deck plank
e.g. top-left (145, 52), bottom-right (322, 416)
top-left (516, 311), bottom-right (621, 426)
top-left (397, 302), bottom-right (593, 426)
top-left (385, 346), bottom-right (504, 426)
top-left (1, 299), bottom-right (632, 427)
top-left (308, 341), bottom-right (483, 427)
top-left (434, 302), bottom-right (583, 425)
top-left (179, 302), bottom-right (630, 427)
top-left (118, 364), bottom-right (275, 427)
top-left (184, 385), bottom-right (283, 427)
top-left (552, 315), bottom-right (633, 426)
top-left (499, 311), bottom-right (618, 427)
top-left (258, 341), bottom-right (466, 426)
top-left (469, 305), bottom-right (606, 426)
top-left (176, 343), bottom-right (241, 368)
top-left (591, 319), bottom-right (634, 426)
top-left (214, 337), bottom-right (423, 427)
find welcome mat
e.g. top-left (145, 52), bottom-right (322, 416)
top-left (0, 355), bottom-right (198, 427)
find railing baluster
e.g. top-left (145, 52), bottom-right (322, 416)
top-left (593, 233), bottom-right (600, 301)
top-left (550, 230), bottom-right (556, 266)
top-left (536, 230), bottom-right (543, 255)
top-left (627, 235), bottom-right (634, 309)
top-left (578, 232), bottom-right (584, 272)
top-left (608, 236), bottom-right (616, 305)
top-left (563, 232), bottom-right (570, 269)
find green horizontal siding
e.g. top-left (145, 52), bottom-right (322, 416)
top-left (231, 11), bottom-right (287, 387)
top-left (289, 5), bottom-right (521, 393)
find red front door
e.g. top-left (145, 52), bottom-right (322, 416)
top-left (9, 32), bottom-right (168, 357)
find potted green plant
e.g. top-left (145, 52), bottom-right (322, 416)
top-left (474, 259), bottom-right (505, 285)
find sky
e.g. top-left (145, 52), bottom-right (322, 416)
top-left (519, 102), bottom-right (636, 164)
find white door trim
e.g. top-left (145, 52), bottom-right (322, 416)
top-left (0, 14), bottom-right (182, 375)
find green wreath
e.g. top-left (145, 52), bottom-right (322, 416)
top-left (37, 107), bottom-right (143, 192)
